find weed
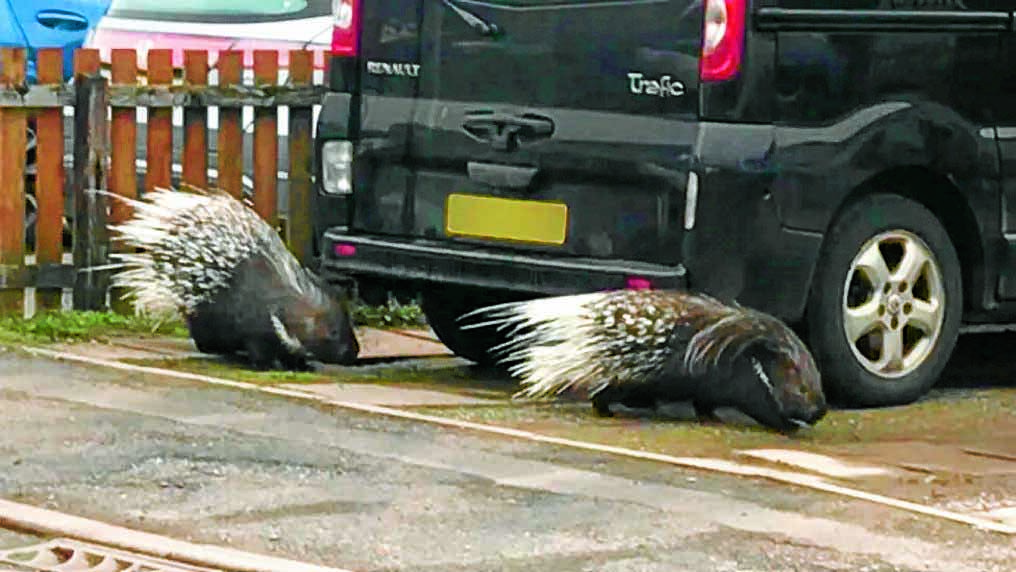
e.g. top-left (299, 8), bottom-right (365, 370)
top-left (0, 311), bottom-right (188, 345)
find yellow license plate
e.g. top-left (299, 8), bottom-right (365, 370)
top-left (445, 193), bottom-right (568, 245)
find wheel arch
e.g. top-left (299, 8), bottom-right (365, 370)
top-left (816, 166), bottom-right (983, 313)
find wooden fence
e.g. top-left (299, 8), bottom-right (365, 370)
top-left (0, 47), bottom-right (325, 315)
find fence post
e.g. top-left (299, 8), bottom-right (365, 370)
top-left (72, 50), bottom-right (110, 311)
top-left (0, 48), bottom-right (27, 314)
top-left (253, 50), bottom-right (279, 227)
top-left (35, 48), bottom-right (67, 311)
top-left (287, 50), bottom-right (315, 265)
top-left (108, 49), bottom-right (138, 314)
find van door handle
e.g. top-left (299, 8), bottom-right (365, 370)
top-left (467, 162), bottom-right (539, 189)
top-left (37, 10), bottom-right (89, 32)
top-left (463, 112), bottom-right (555, 150)
top-left (506, 115), bottom-right (554, 139)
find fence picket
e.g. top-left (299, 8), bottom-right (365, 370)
top-left (35, 48), bottom-right (65, 311)
top-left (0, 48), bottom-right (27, 313)
top-left (183, 51), bottom-right (209, 189)
top-left (216, 51), bottom-right (243, 200)
top-left (253, 50), bottom-right (279, 227)
top-left (145, 50), bottom-right (173, 195)
top-left (109, 49), bottom-right (139, 314)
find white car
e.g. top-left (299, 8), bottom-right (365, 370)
top-left (89, 0), bottom-right (333, 71)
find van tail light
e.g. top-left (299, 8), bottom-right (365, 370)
top-left (700, 0), bottom-right (746, 82)
top-left (331, 0), bottom-right (361, 57)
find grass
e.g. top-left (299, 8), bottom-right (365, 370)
top-left (0, 311), bottom-right (188, 345)
top-left (0, 299), bottom-right (427, 348)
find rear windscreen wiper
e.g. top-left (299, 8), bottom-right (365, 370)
top-left (441, 0), bottom-right (501, 37)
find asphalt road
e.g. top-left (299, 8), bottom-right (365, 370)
top-left (0, 350), bottom-right (1010, 572)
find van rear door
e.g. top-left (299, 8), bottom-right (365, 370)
top-left (355, 0), bottom-right (705, 264)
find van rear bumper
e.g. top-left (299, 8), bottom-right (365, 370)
top-left (320, 231), bottom-right (688, 295)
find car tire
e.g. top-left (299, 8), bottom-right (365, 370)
top-left (806, 193), bottom-right (962, 407)
top-left (421, 287), bottom-right (521, 366)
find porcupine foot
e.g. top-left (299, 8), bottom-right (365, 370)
top-left (590, 393), bottom-right (614, 417)
top-left (693, 400), bottom-right (722, 424)
top-left (278, 351), bottom-right (314, 372)
top-left (244, 337), bottom-right (278, 371)
top-left (591, 386), bottom-right (661, 417)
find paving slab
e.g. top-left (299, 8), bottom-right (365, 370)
top-left (354, 328), bottom-right (451, 359)
top-left (47, 342), bottom-right (184, 362)
top-left (979, 506), bottom-right (1016, 527)
top-left (734, 449), bottom-right (898, 480)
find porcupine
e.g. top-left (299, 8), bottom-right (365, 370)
top-left (460, 289), bottom-right (827, 433)
top-left (101, 186), bottom-right (360, 370)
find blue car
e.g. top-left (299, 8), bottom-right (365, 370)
top-left (0, 0), bottom-right (112, 82)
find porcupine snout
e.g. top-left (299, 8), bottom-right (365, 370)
top-left (724, 345), bottom-right (827, 434)
top-left (293, 288), bottom-right (360, 366)
top-left (777, 381), bottom-right (828, 428)
top-left (767, 348), bottom-right (827, 431)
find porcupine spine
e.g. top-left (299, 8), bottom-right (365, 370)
top-left (103, 186), bottom-right (307, 317)
top-left (98, 186), bottom-right (359, 368)
top-left (460, 290), bottom-right (740, 399)
top-left (471, 289), bottom-right (819, 389)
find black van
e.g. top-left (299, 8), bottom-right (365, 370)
top-left (312, 0), bottom-right (1016, 407)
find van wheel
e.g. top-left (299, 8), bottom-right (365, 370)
top-left (421, 287), bottom-right (517, 366)
top-left (806, 194), bottom-right (962, 407)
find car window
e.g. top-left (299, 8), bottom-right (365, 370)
top-left (108, 0), bottom-right (331, 22)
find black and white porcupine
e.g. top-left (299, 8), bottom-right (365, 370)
top-left (102, 186), bottom-right (360, 370)
top-left (460, 290), bottom-right (827, 433)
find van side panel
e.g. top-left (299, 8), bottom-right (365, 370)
top-left (763, 3), bottom-right (1006, 313)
